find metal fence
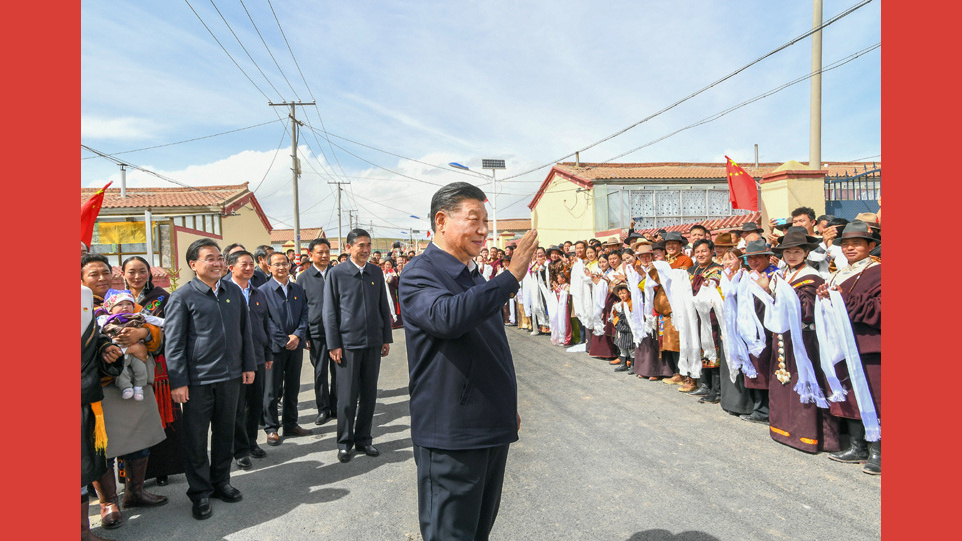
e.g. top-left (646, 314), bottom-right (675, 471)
top-left (824, 165), bottom-right (880, 220)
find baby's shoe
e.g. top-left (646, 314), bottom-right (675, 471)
top-left (122, 387), bottom-right (134, 400)
top-left (133, 386), bottom-right (144, 401)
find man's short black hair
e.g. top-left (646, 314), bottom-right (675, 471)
top-left (429, 182), bottom-right (488, 232)
top-left (254, 245), bottom-right (273, 263)
top-left (308, 238), bottom-right (331, 252)
top-left (286, 249), bottom-right (295, 254)
top-left (186, 238), bottom-right (221, 265)
top-left (81, 253), bottom-right (111, 273)
top-left (574, 240), bottom-right (587, 248)
top-left (346, 228), bottom-right (371, 246)
top-left (227, 250), bottom-right (254, 267)
top-left (692, 239), bottom-right (715, 253)
top-left (689, 224), bottom-right (709, 235)
top-left (373, 250), bottom-right (381, 256)
top-left (222, 242), bottom-right (246, 255)
top-left (338, 253), bottom-right (350, 261)
top-left (607, 250), bottom-right (623, 259)
top-left (816, 214), bottom-right (833, 224)
top-left (791, 206), bottom-right (817, 221)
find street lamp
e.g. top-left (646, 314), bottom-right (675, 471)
top-left (449, 159), bottom-right (506, 248)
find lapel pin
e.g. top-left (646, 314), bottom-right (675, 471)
top-left (226, 298), bottom-right (231, 303)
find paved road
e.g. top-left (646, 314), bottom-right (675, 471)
top-left (93, 326), bottom-right (881, 540)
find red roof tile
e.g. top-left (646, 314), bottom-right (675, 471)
top-left (80, 184), bottom-right (249, 209)
top-left (486, 218), bottom-right (531, 230)
top-left (271, 227), bottom-right (328, 243)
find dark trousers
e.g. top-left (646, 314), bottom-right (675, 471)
top-left (309, 337), bottom-right (337, 415)
top-left (183, 378), bottom-right (241, 502)
top-left (750, 388), bottom-right (770, 417)
top-left (335, 346), bottom-right (381, 450)
top-left (233, 363), bottom-right (265, 458)
top-left (263, 348), bottom-right (303, 433)
top-left (414, 444), bottom-right (510, 541)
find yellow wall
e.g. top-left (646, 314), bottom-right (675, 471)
top-left (171, 201), bottom-right (272, 286)
top-left (531, 173), bottom-right (596, 246)
top-left (760, 176), bottom-right (826, 224)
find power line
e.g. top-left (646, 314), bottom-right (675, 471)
top-left (206, 0), bottom-right (284, 100)
top-left (183, 0), bottom-right (271, 101)
top-left (494, 41), bottom-right (881, 215)
top-left (498, 0), bottom-right (874, 182)
top-left (250, 118), bottom-right (291, 193)
top-left (80, 120), bottom-right (282, 160)
top-left (238, 0), bottom-right (300, 100)
top-left (80, 143), bottom-right (295, 228)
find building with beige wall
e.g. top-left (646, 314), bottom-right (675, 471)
top-left (528, 161), bottom-right (874, 244)
top-left (81, 183), bottom-right (273, 288)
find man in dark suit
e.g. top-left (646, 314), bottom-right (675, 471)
top-left (322, 228), bottom-right (393, 463)
top-left (399, 182), bottom-right (538, 541)
top-left (258, 251), bottom-right (311, 446)
top-left (251, 245), bottom-right (273, 288)
top-left (165, 239), bottom-right (256, 520)
top-left (224, 250), bottom-right (273, 469)
top-left (296, 238), bottom-right (337, 426)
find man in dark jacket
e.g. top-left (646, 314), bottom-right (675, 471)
top-left (82, 284), bottom-right (123, 540)
top-left (224, 250), bottom-right (274, 469)
top-left (322, 228), bottom-right (394, 463)
top-left (251, 245), bottom-right (273, 288)
top-left (166, 239), bottom-right (256, 520)
top-left (258, 251), bottom-right (312, 445)
top-left (399, 183), bottom-right (538, 541)
top-left (295, 238), bottom-right (337, 426)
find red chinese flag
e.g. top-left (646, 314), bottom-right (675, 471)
top-left (81, 181), bottom-right (112, 248)
top-left (725, 156), bottom-right (758, 211)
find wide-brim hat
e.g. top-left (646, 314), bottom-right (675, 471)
top-left (633, 242), bottom-right (653, 255)
top-left (604, 235), bottom-right (622, 246)
top-left (773, 229), bottom-right (820, 253)
top-left (662, 231), bottom-right (689, 247)
top-left (713, 232), bottom-right (737, 247)
top-left (546, 245), bottom-right (564, 256)
top-left (739, 221), bottom-right (765, 233)
top-left (854, 212), bottom-right (882, 240)
top-left (839, 219), bottom-right (878, 243)
top-left (651, 241), bottom-right (667, 252)
top-left (743, 239), bottom-right (774, 257)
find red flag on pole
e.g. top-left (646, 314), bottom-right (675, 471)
top-left (725, 156), bottom-right (758, 211)
top-left (81, 181), bottom-right (112, 248)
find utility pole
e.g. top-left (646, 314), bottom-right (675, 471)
top-left (327, 180), bottom-right (350, 256)
top-left (810, 0), bottom-right (822, 170)
top-left (269, 100), bottom-right (315, 255)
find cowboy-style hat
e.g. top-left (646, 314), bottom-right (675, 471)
top-left (743, 239), bottom-right (774, 257)
top-left (839, 219), bottom-right (878, 243)
top-left (651, 240), bottom-right (667, 252)
top-left (713, 232), bottom-right (737, 247)
top-left (603, 235), bottom-right (622, 246)
top-left (738, 221), bottom-right (765, 233)
top-left (662, 231), bottom-right (689, 247)
top-left (773, 227), bottom-right (820, 253)
top-left (631, 238), bottom-right (652, 252)
top-left (546, 245), bottom-right (564, 256)
top-left (854, 212), bottom-right (882, 240)
top-left (633, 242), bottom-right (653, 255)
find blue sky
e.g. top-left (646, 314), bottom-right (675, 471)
top-left (81, 0), bottom-right (881, 236)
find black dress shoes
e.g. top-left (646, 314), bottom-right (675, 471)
top-left (356, 444), bottom-right (380, 457)
top-left (314, 412), bottom-right (332, 425)
top-left (740, 412), bottom-right (769, 424)
top-left (249, 446), bottom-right (267, 459)
top-left (212, 484), bottom-right (243, 503)
top-left (155, 475), bottom-right (170, 486)
top-left (337, 449), bottom-right (352, 463)
top-left (192, 498), bottom-right (212, 520)
top-left (235, 456), bottom-right (252, 470)
top-left (698, 396), bottom-right (720, 404)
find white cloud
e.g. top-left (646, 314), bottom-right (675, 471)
top-left (81, 116), bottom-right (160, 141)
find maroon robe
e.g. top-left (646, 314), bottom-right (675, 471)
top-left (768, 270), bottom-right (840, 453)
top-left (827, 262), bottom-right (882, 420)
top-left (588, 292), bottom-right (618, 359)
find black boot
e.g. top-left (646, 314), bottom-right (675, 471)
top-left (122, 456), bottom-right (169, 508)
top-left (862, 440), bottom-right (881, 475)
top-left (689, 376), bottom-right (710, 396)
top-left (614, 357), bottom-right (629, 372)
top-left (92, 469), bottom-right (124, 529)
top-left (699, 369), bottom-right (721, 403)
top-left (829, 419), bottom-right (869, 463)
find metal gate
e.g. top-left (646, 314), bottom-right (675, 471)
top-left (824, 164), bottom-right (880, 220)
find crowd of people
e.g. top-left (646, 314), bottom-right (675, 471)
top-left (81, 230), bottom-right (404, 538)
top-left (80, 202), bottom-right (880, 539)
top-left (487, 206), bottom-right (881, 479)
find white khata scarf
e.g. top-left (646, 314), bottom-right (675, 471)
top-left (814, 290), bottom-right (880, 441)
top-left (736, 271), bottom-right (768, 358)
top-left (720, 269), bottom-right (755, 381)
top-left (624, 264), bottom-right (655, 342)
top-left (764, 274), bottom-right (829, 408)
top-left (550, 288), bottom-right (569, 345)
top-left (666, 268), bottom-right (701, 379)
top-left (692, 278), bottom-right (725, 364)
